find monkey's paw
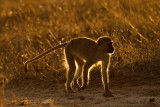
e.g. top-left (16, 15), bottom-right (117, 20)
top-left (79, 85), bottom-right (87, 91)
top-left (66, 87), bottom-right (75, 93)
top-left (103, 91), bottom-right (113, 97)
top-left (72, 82), bottom-right (80, 90)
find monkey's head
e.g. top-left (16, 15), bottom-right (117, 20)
top-left (97, 36), bottom-right (114, 54)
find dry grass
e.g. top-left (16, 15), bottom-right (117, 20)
top-left (0, 0), bottom-right (160, 105)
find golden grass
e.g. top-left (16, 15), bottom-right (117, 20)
top-left (0, 0), bottom-right (160, 84)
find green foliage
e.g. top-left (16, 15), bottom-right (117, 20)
top-left (0, 0), bottom-right (160, 82)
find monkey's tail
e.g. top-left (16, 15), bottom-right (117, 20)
top-left (24, 42), bottom-right (68, 72)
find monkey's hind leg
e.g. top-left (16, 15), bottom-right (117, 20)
top-left (65, 51), bottom-right (76, 93)
top-left (72, 57), bottom-right (84, 89)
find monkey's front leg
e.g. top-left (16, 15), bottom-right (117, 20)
top-left (101, 59), bottom-right (113, 97)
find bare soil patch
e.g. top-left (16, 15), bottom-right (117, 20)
top-left (2, 70), bottom-right (160, 107)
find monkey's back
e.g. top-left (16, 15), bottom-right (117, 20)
top-left (65, 37), bottom-right (99, 61)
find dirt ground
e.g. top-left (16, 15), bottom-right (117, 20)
top-left (2, 71), bottom-right (160, 107)
top-left (3, 85), bottom-right (160, 107)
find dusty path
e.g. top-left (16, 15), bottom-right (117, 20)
top-left (2, 67), bottom-right (160, 106)
top-left (3, 83), bottom-right (160, 106)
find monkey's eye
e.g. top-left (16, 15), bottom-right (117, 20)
top-left (106, 41), bottom-right (113, 44)
top-left (107, 42), bottom-right (112, 46)
top-left (110, 41), bottom-right (113, 43)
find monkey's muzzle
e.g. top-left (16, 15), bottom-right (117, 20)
top-left (108, 48), bottom-right (114, 53)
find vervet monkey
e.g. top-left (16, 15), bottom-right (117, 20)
top-left (25, 36), bottom-right (114, 97)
